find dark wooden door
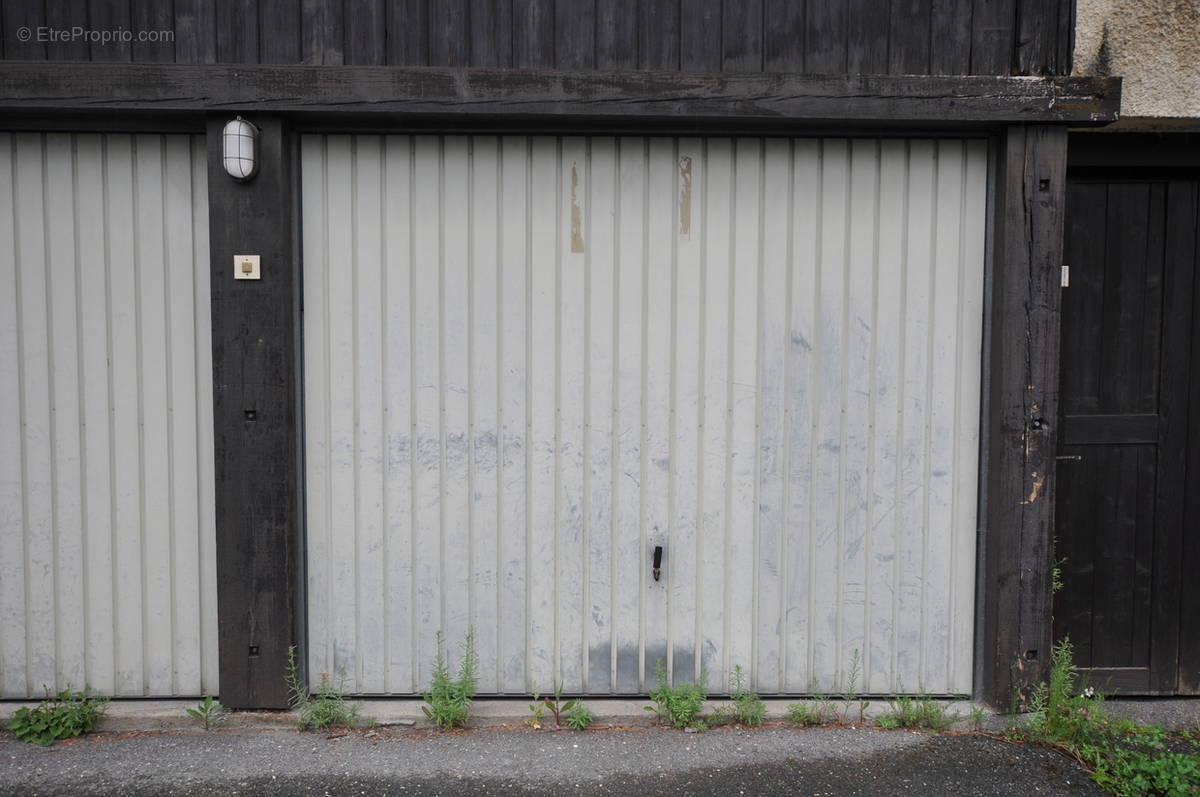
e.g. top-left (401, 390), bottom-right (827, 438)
top-left (1055, 175), bottom-right (1199, 695)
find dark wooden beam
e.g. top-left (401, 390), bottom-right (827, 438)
top-left (977, 125), bottom-right (1069, 708)
top-left (0, 63), bottom-right (1121, 125)
top-left (207, 115), bottom-right (301, 709)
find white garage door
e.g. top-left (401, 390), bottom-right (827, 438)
top-left (0, 133), bottom-right (218, 698)
top-left (301, 135), bottom-right (986, 696)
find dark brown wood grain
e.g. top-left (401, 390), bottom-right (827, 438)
top-left (0, 0), bottom-right (1079, 77)
top-left (0, 63), bottom-right (1122, 124)
top-left (978, 124), bottom-right (1069, 707)
top-left (1053, 164), bottom-right (1198, 696)
top-left (206, 115), bottom-right (301, 709)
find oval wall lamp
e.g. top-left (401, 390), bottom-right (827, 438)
top-left (222, 116), bottom-right (259, 181)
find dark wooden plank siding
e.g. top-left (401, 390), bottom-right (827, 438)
top-left (87, 0), bottom-right (132, 62)
top-left (470, 0), bottom-right (513, 67)
top-left (1182, 186), bottom-right (1200, 693)
top-left (929, 0), bottom-right (973, 75)
top-left (1162, 180), bottom-right (1197, 695)
top-left (0, 0), bottom-right (1075, 76)
top-left (595, 0), bottom-right (638, 69)
top-left (638, 0), bottom-right (678, 70)
top-left (805, 0), bottom-right (847, 73)
top-left (680, 0), bottom-right (721, 72)
top-left (971, 0), bottom-right (1017, 75)
top-left (175, 0), bottom-right (219, 64)
top-left (301, 0), bottom-right (344, 65)
top-left (555, 0), bottom-right (595, 70)
top-left (721, 0), bottom-right (762, 73)
top-left (45, 0), bottom-right (90, 61)
top-left (513, 0), bottom-right (555, 68)
top-left (887, 0), bottom-right (930, 75)
top-left (428, 0), bottom-right (469, 67)
top-left (215, 0), bottom-right (258, 64)
top-left (761, 0), bottom-right (804, 71)
top-left (387, 0), bottom-right (428, 66)
top-left (259, 0), bottom-right (301, 63)
top-left (131, 0), bottom-right (176, 62)
top-left (846, 0), bottom-right (888, 75)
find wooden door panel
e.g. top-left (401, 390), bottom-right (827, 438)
top-left (1056, 443), bottom-right (1155, 671)
top-left (1056, 176), bottom-right (1196, 695)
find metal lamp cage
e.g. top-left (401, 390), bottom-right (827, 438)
top-left (222, 117), bottom-right (259, 181)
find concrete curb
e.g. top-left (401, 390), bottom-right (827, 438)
top-left (0, 697), bottom-right (1008, 734)
top-left (5, 696), bottom-right (1193, 734)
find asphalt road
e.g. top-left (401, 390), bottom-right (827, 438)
top-left (0, 726), bottom-right (1105, 796)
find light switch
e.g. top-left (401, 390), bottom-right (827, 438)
top-left (234, 254), bottom-right (261, 280)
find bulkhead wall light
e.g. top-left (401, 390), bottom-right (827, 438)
top-left (222, 116), bottom-right (258, 181)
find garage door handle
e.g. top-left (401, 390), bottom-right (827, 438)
top-left (652, 545), bottom-right (663, 581)
top-left (1056, 454), bottom-right (1082, 461)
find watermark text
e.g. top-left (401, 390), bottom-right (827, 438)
top-left (16, 26), bottom-right (174, 45)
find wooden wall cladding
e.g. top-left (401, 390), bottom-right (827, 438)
top-left (0, 0), bottom-right (1074, 76)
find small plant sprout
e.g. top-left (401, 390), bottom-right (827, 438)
top-left (527, 692), bottom-right (546, 729)
top-left (186, 695), bottom-right (224, 731)
top-left (422, 627), bottom-right (479, 730)
top-left (840, 649), bottom-right (869, 723)
top-left (729, 665), bottom-right (766, 726)
top-left (541, 684), bottom-right (578, 728)
top-left (284, 645), bottom-right (307, 711)
top-left (969, 705), bottom-right (986, 731)
top-left (646, 660), bottom-right (707, 730)
top-left (565, 702), bottom-right (593, 731)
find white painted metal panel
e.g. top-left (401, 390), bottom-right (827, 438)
top-left (302, 135), bottom-right (987, 695)
top-left (0, 133), bottom-right (217, 698)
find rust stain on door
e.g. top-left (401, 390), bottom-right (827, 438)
top-left (678, 155), bottom-right (693, 234)
top-left (570, 163), bottom-right (585, 253)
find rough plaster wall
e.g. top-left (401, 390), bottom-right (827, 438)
top-left (1075, 0), bottom-right (1200, 124)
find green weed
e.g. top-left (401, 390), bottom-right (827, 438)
top-left (787, 700), bottom-right (833, 726)
top-left (7, 688), bottom-right (108, 746)
top-left (283, 645), bottom-right (361, 731)
top-left (875, 695), bottom-right (956, 731)
top-left (527, 692), bottom-right (546, 728)
top-left (565, 702), bottom-right (593, 731)
top-left (646, 660), bottom-right (707, 730)
top-left (540, 684), bottom-right (578, 728)
top-left (1017, 637), bottom-right (1200, 797)
top-left (729, 665), bottom-right (766, 726)
top-left (422, 628), bottom-right (479, 730)
top-left (186, 695), bottom-right (224, 731)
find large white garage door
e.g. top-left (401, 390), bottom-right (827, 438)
top-left (301, 135), bottom-right (986, 696)
top-left (0, 133), bottom-right (217, 698)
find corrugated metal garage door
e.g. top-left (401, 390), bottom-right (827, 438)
top-left (0, 133), bottom-right (218, 698)
top-left (301, 135), bottom-right (986, 696)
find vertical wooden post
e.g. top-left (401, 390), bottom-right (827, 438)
top-left (978, 124), bottom-right (1069, 708)
top-left (206, 115), bottom-right (300, 709)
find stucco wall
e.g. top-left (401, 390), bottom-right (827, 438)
top-left (1075, 0), bottom-right (1200, 125)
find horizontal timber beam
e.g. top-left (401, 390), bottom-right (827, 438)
top-left (0, 63), bottom-right (1121, 127)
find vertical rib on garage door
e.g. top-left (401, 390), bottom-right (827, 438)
top-left (302, 135), bottom-right (987, 696)
top-left (0, 133), bottom-right (217, 698)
